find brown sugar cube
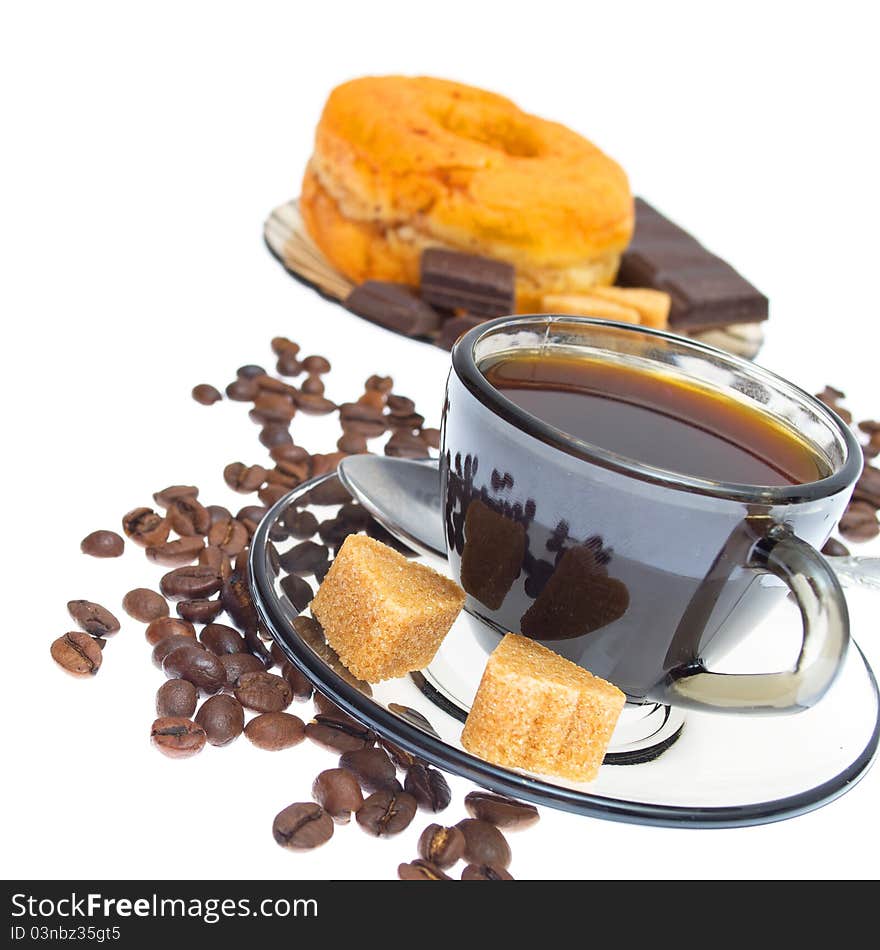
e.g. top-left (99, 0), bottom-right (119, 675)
top-left (309, 535), bottom-right (465, 682)
top-left (460, 500), bottom-right (526, 610)
top-left (461, 633), bottom-right (625, 782)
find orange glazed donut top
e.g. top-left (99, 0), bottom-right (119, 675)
top-left (305, 76), bottom-right (634, 274)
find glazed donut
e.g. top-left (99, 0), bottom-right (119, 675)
top-left (300, 76), bottom-right (634, 311)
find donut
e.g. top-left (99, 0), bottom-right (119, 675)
top-left (300, 76), bottom-right (634, 312)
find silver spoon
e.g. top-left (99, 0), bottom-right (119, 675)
top-left (337, 455), bottom-right (880, 593)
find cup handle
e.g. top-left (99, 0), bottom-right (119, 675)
top-left (664, 525), bottom-right (850, 713)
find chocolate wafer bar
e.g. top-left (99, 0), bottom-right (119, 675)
top-left (618, 198), bottom-right (768, 330)
top-left (343, 281), bottom-right (441, 337)
top-left (421, 249), bottom-right (515, 318)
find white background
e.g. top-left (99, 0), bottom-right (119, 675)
top-left (2, 1), bottom-right (878, 881)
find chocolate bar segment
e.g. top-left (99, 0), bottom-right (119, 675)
top-left (421, 249), bottom-right (515, 318)
top-left (343, 281), bottom-right (440, 338)
top-left (618, 198), bottom-right (768, 330)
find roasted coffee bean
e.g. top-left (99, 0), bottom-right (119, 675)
top-left (67, 600), bottom-right (120, 637)
top-left (418, 824), bottom-right (466, 868)
top-left (259, 424), bottom-right (294, 449)
top-left (278, 540), bottom-right (329, 574)
top-left (156, 679), bottom-right (198, 718)
top-left (339, 402), bottom-right (387, 438)
top-left (280, 662), bottom-right (314, 701)
top-left (356, 790), bottom-right (418, 837)
top-left (146, 536), bottom-right (205, 567)
top-left (226, 377), bottom-right (259, 401)
top-left (160, 565), bottom-right (222, 601)
top-left (839, 500), bottom-right (879, 542)
top-left (167, 497), bottom-right (211, 537)
top-left (822, 538), bottom-right (850, 558)
top-left (312, 691), bottom-right (343, 717)
top-left (255, 374), bottom-right (297, 396)
top-left (271, 444), bottom-right (310, 465)
top-left (244, 712), bottom-right (305, 751)
top-left (386, 412), bottom-right (425, 431)
top-left (296, 393), bottom-right (337, 416)
top-left (275, 457), bottom-right (311, 481)
top-left (379, 738), bottom-right (420, 771)
top-left (456, 819), bottom-right (511, 868)
top-left (237, 363), bottom-right (267, 379)
top-left (461, 864), bottom-right (514, 881)
top-left (145, 616), bottom-right (197, 647)
top-left (854, 466), bottom-right (880, 508)
top-left (258, 484), bottom-right (289, 507)
top-left (422, 428), bottom-right (441, 449)
top-left (276, 353), bottom-right (303, 377)
top-left (195, 694), bottom-right (245, 747)
top-left (311, 768), bottom-right (364, 823)
top-left (385, 430), bottom-right (430, 459)
top-left (51, 632), bottom-right (103, 676)
top-left (219, 651), bottom-right (265, 688)
top-left (221, 462), bottom-right (266, 494)
top-left (251, 394), bottom-right (296, 425)
top-left (162, 644), bottom-right (227, 694)
top-left (176, 597), bottom-right (224, 624)
top-left (198, 545), bottom-right (233, 580)
top-left (301, 355), bottom-right (331, 374)
top-left (305, 715), bottom-right (375, 753)
top-left (236, 506), bottom-right (268, 537)
top-left (386, 394), bottom-right (415, 415)
top-left (279, 574), bottom-right (313, 612)
top-left (122, 508), bottom-right (170, 547)
top-left (192, 383), bottom-right (222, 405)
top-left (153, 485), bottom-right (199, 508)
top-left (150, 717), bottom-right (206, 758)
top-left (243, 627), bottom-right (273, 668)
top-left (337, 432), bottom-right (368, 454)
top-left (151, 633), bottom-right (202, 668)
top-left (122, 588), bottom-right (168, 623)
top-left (339, 748), bottom-right (398, 793)
top-left (365, 374), bottom-right (394, 393)
top-left (405, 764), bottom-right (451, 812)
top-left (206, 517), bottom-right (249, 556)
top-left (283, 508), bottom-right (318, 539)
top-left (464, 791), bottom-right (539, 830)
top-left (200, 623), bottom-right (246, 655)
top-left (272, 803), bottom-right (334, 851)
top-left (80, 530), bottom-right (124, 558)
top-left (234, 671), bottom-right (293, 712)
top-left (398, 860), bottom-right (452, 881)
top-left (265, 468), bottom-right (299, 490)
top-left (271, 336), bottom-right (300, 357)
top-left (300, 375), bottom-right (325, 396)
top-left (221, 570), bottom-right (258, 632)
top-left (357, 388), bottom-right (386, 411)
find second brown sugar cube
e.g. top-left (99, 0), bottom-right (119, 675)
top-left (309, 535), bottom-right (466, 682)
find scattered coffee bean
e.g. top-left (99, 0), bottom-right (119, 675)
top-left (398, 860), bottom-right (452, 881)
top-left (822, 538), bottom-right (850, 558)
top-left (339, 402), bottom-right (387, 438)
top-left (151, 633), bottom-right (202, 669)
top-left (175, 597), bottom-right (223, 624)
top-left (339, 748), bottom-right (399, 793)
top-left (278, 540), bottom-right (329, 574)
top-left (272, 803), bottom-right (334, 851)
top-left (122, 588), bottom-right (168, 623)
top-left (853, 466), bottom-right (880, 508)
top-left (234, 671), bottom-right (293, 712)
top-left (301, 355), bottom-right (331, 374)
top-left (839, 500), bottom-right (879, 542)
top-left (146, 536), bottom-right (205, 567)
top-left (379, 738), bottom-right (419, 771)
top-left (237, 364), bottom-right (267, 379)
top-left (67, 600), bottom-right (120, 637)
top-left (280, 574), bottom-right (314, 611)
top-left (356, 790), bottom-right (418, 837)
top-left (305, 715), bottom-right (375, 753)
top-left (122, 508), bottom-right (170, 547)
top-left (145, 616), bottom-right (197, 647)
top-left (422, 427), bottom-right (441, 449)
top-left (259, 424), bottom-right (293, 449)
top-left (167, 498), bottom-right (212, 537)
top-left (271, 444), bottom-right (310, 465)
top-left (236, 506), bottom-right (268, 537)
top-left (461, 864), bottom-right (514, 881)
top-left (80, 530), bottom-right (124, 558)
top-left (280, 661), bottom-right (314, 701)
top-left (456, 819), bottom-right (511, 868)
top-left (276, 353), bottom-right (302, 377)
top-left (223, 462), bottom-right (268, 494)
top-left (156, 679), bottom-right (198, 718)
top-left (163, 644), bottom-right (227, 694)
top-left (150, 717), bottom-right (206, 758)
top-left (206, 517), bottom-right (249, 555)
top-left (385, 430), bottom-right (431, 459)
top-left (198, 545), bottom-right (233, 579)
top-left (192, 383), bottom-right (222, 405)
top-left (199, 623), bottom-right (246, 655)
top-left (244, 712), bottom-right (305, 751)
top-left (258, 484), bottom-right (289, 507)
top-left (385, 411), bottom-right (425, 431)
top-left (311, 768), bottom-right (364, 823)
top-left (51, 632), bottom-right (103, 676)
top-left (252, 394), bottom-right (296, 425)
top-left (195, 694), bottom-right (245, 747)
top-left (405, 764), bottom-right (452, 812)
top-left (386, 394), bottom-right (415, 415)
top-left (295, 393), bottom-right (337, 415)
top-left (365, 374), bottom-right (393, 392)
top-left (464, 791), bottom-right (539, 831)
top-left (219, 652), bottom-right (265, 688)
top-left (299, 373), bottom-right (324, 395)
top-left (221, 571), bottom-right (258, 632)
top-left (418, 824), bottom-right (466, 868)
top-left (160, 565), bottom-right (222, 601)
top-left (153, 485), bottom-right (199, 508)
top-left (357, 389), bottom-right (386, 411)
top-left (271, 336), bottom-right (300, 357)
top-left (337, 432), bottom-right (368, 454)
top-left (226, 377), bottom-right (260, 401)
